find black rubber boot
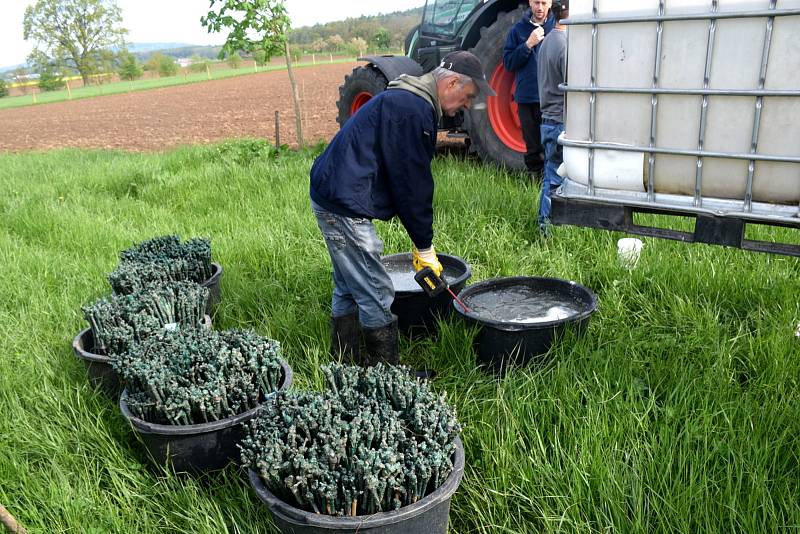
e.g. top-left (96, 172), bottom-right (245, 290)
top-left (362, 316), bottom-right (400, 366)
top-left (330, 312), bottom-right (360, 363)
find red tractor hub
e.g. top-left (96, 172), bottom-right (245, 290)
top-left (350, 92), bottom-right (374, 116)
top-left (487, 63), bottom-right (525, 153)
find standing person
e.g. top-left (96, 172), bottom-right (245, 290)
top-left (503, 0), bottom-right (555, 180)
top-left (537, 0), bottom-right (568, 234)
top-left (310, 51), bottom-right (495, 366)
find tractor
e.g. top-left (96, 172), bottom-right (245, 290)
top-left (336, 0), bottom-right (532, 171)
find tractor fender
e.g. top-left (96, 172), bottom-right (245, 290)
top-left (358, 55), bottom-right (425, 82)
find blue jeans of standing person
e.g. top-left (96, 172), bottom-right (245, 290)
top-left (311, 201), bottom-right (395, 329)
top-left (538, 119), bottom-right (565, 228)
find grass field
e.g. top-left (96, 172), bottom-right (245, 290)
top-left (0, 58), bottom-right (354, 111)
top-left (1, 140), bottom-right (799, 532)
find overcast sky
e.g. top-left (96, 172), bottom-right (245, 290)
top-left (0, 0), bottom-right (425, 69)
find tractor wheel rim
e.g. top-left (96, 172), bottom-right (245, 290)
top-left (350, 92), bottom-right (373, 116)
top-left (487, 64), bottom-right (525, 153)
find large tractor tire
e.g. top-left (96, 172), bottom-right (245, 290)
top-left (466, 7), bottom-right (527, 171)
top-left (336, 66), bottom-right (389, 127)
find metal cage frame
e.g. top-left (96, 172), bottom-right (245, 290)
top-left (552, 1), bottom-right (800, 256)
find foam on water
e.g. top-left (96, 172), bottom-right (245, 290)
top-left (464, 285), bottom-right (583, 324)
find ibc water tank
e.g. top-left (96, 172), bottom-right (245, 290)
top-left (563, 0), bottom-right (800, 206)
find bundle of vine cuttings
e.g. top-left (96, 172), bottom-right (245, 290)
top-left (82, 281), bottom-right (209, 356)
top-left (116, 328), bottom-right (283, 425)
top-left (241, 363), bottom-right (461, 517)
top-left (108, 235), bottom-right (213, 295)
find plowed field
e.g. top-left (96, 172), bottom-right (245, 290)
top-left (0, 62), bottom-right (359, 152)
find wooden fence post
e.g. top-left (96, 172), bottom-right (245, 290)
top-left (302, 80), bottom-right (306, 133)
top-left (275, 111), bottom-right (281, 147)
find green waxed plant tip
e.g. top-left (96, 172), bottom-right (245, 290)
top-left (240, 363), bottom-right (461, 517)
top-left (108, 235), bottom-right (213, 295)
top-left (116, 328), bottom-right (283, 426)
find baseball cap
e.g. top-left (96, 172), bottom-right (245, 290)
top-left (439, 50), bottom-right (496, 97)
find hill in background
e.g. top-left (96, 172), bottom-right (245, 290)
top-left (127, 7), bottom-right (423, 62)
top-left (289, 7), bottom-right (423, 50)
top-left (126, 42), bottom-right (192, 53)
top-left (131, 44), bottom-right (223, 62)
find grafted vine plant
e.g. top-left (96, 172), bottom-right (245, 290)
top-left (116, 328), bottom-right (283, 425)
top-left (241, 363), bottom-right (461, 516)
top-left (108, 235), bottom-right (213, 294)
top-left (82, 281), bottom-right (209, 356)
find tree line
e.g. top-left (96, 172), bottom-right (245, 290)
top-left (287, 7), bottom-right (423, 54)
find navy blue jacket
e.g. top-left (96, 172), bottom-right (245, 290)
top-left (309, 88), bottom-right (437, 249)
top-left (503, 10), bottom-right (556, 104)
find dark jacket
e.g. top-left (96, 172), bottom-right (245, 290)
top-left (309, 74), bottom-right (439, 249)
top-left (503, 9), bottom-right (556, 104)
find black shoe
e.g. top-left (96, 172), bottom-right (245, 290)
top-left (362, 316), bottom-right (399, 366)
top-left (331, 312), bottom-right (360, 363)
top-left (413, 368), bottom-right (438, 380)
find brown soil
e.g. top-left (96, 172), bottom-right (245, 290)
top-left (0, 62), bottom-right (360, 152)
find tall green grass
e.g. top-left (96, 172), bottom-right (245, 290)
top-left (0, 140), bottom-right (798, 532)
top-left (0, 59), bottom-right (354, 111)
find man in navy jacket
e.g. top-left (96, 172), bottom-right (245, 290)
top-left (310, 51), bottom-right (494, 367)
top-left (503, 0), bottom-right (556, 178)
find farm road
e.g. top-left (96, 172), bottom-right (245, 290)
top-left (0, 62), bottom-right (358, 152)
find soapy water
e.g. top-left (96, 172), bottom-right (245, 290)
top-left (384, 262), bottom-right (464, 293)
top-left (463, 285), bottom-right (584, 324)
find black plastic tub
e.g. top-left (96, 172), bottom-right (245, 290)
top-left (247, 436), bottom-right (464, 534)
top-left (119, 360), bottom-right (292, 474)
top-left (72, 328), bottom-right (122, 398)
top-left (382, 253), bottom-right (471, 336)
top-left (453, 277), bottom-right (597, 374)
top-left (201, 262), bottom-right (223, 313)
top-left (72, 315), bottom-right (212, 399)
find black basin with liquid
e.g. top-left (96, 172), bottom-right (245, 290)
top-left (453, 276), bottom-right (597, 373)
top-left (382, 253), bottom-right (472, 336)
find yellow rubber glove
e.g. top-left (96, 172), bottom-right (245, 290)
top-left (412, 246), bottom-right (443, 277)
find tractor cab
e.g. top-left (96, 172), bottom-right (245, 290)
top-left (412, 0), bottom-right (484, 70)
top-left (421, 0), bottom-right (481, 37)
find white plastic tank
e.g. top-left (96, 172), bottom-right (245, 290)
top-left (563, 0), bottom-right (800, 205)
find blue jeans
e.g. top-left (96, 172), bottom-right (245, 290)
top-left (538, 121), bottom-right (565, 226)
top-left (312, 202), bottom-right (395, 329)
